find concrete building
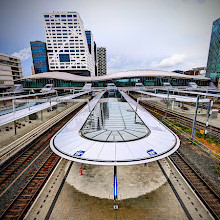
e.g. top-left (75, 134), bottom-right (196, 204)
top-left (30, 41), bottom-right (49, 74)
top-left (206, 17), bottom-right (220, 83)
top-left (0, 53), bottom-right (23, 90)
top-left (97, 47), bottom-right (107, 76)
top-left (43, 11), bottom-right (95, 77)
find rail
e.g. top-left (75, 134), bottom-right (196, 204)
top-left (170, 152), bottom-right (220, 220)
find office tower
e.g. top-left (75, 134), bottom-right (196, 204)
top-left (97, 47), bottom-right (107, 76)
top-left (206, 17), bottom-right (220, 83)
top-left (0, 52), bottom-right (23, 90)
top-left (43, 11), bottom-right (95, 76)
top-left (30, 41), bottom-right (49, 74)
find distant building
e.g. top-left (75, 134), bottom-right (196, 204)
top-left (0, 53), bottom-right (23, 90)
top-left (93, 41), bottom-right (98, 76)
top-left (206, 18), bottom-right (220, 83)
top-left (30, 41), bottom-right (49, 74)
top-left (43, 11), bottom-right (95, 76)
top-left (174, 67), bottom-right (206, 76)
top-left (173, 70), bottom-right (183, 74)
top-left (97, 47), bottom-right (107, 76)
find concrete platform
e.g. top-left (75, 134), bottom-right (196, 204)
top-left (25, 158), bottom-right (213, 220)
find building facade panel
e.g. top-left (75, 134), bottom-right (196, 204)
top-left (0, 65), bottom-right (14, 89)
top-left (206, 18), bottom-right (220, 83)
top-left (0, 53), bottom-right (23, 90)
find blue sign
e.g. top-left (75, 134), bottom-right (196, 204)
top-left (73, 150), bottom-right (85, 157)
top-left (147, 149), bottom-right (157, 156)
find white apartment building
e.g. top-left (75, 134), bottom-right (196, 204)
top-left (97, 47), bottom-right (107, 76)
top-left (43, 11), bottom-right (95, 77)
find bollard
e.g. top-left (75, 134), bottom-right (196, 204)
top-left (80, 166), bottom-right (83, 175)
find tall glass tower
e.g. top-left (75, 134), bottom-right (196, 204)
top-left (206, 18), bottom-right (220, 83)
top-left (30, 41), bottom-right (49, 74)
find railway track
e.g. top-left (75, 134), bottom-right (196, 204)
top-left (130, 92), bottom-right (220, 139)
top-left (0, 152), bottom-right (59, 219)
top-left (130, 92), bottom-right (220, 219)
top-left (0, 102), bottom-right (86, 219)
top-left (170, 152), bottom-right (220, 220)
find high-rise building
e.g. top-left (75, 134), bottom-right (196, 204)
top-left (30, 41), bottom-right (49, 74)
top-left (0, 53), bottom-right (23, 90)
top-left (43, 11), bottom-right (95, 77)
top-left (97, 47), bottom-right (107, 76)
top-left (206, 18), bottom-right (220, 83)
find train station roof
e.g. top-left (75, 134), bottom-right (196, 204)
top-left (50, 90), bottom-right (180, 165)
top-left (22, 70), bottom-right (210, 82)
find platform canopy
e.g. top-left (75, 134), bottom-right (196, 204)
top-left (50, 90), bottom-right (180, 165)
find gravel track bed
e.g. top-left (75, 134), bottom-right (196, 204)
top-left (0, 143), bottom-right (49, 192)
top-left (0, 147), bottom-right (52, 214)
top-left (175, 132), bottom-right (220, 195)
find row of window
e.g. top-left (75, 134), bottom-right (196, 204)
top-left (44, 14), bottom-right (77, 18)
top-left (45, 19), bottom-right (78, 23)
top-left (46, 26), bottom-right (80, 30)
top-left (46, 26), bottom-right (80, 33)
top-left (50, 66), bottom-right (87, 69)
top-left (46, 23), bottom-right (78, 26)
top-left (48, 50), bottom-right (85, 52)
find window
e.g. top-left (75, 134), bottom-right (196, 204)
top-left (59, 54), bottom-right (70, 62)
top-left (44, 15), bottom-right (49, 18)
top-left (61, 15), bottom-right (66, 17)
top-left (55, 15), bottom-right (60, 17)
top-left (67, 15), bottom-right (72, 17)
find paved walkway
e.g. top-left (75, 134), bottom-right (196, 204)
top-left (25, 158), bottom-right (213, 220)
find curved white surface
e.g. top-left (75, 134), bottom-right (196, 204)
top-left (0, 91), bottom-right (89, 127)
top-left (50, 91), bottom-right (180, 165)
top-left (23, 69), bottom-right (210, 81)
top-left (136, 91), bottom-right (211, 103)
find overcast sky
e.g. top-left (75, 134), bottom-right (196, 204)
top-left (0, 0), bottom-right (219, 77)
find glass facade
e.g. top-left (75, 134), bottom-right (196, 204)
top-left (21, 76), bottom-right (210, 88)
top-left (30, 41), bottom-right (49, 74)
top-left (85, 30), bottom-right (92, 54)
top-left (59, 54), bottom-right (70, 62)
top-left (80, 90), bottom-right (149, 142)
top-left (206, 18), bottom-right (220, 83)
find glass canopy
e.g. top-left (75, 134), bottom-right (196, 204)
top-left (80, 90), bottom-right (149, 142)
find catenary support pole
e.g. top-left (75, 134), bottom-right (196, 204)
top-left (165, 89), bottom-right (170, 119)
top-left (205, 99), bottom-right (213, 136)
top-left (14, 120), bottom-right (17, 135)
top-left (191, 95), bottom-right (200, 138)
